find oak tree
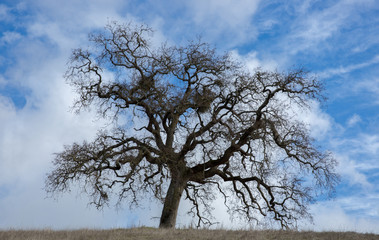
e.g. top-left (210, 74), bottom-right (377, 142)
top-left (46, 21), bottom-right (338, 229)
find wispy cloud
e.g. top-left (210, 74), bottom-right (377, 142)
top-left (283, 0), bottom-right (376, 55)
top-left (229, 50), bottom-right (279, 71)
top-left (188, 0), bottom-right (260, 28)
top-left (183, 0), bottom-right (261, 46)
top-left (355, 77), bottom-right (379, 105)
top-left (0, 4), bottom-right (10, 21)
top-left (347, 114), bottom-right (362, 127)
top-left (0, 31), bottom-right (22, 45)
top-left (335, 154), bottom-right (371, 187)
top-left (319, 55), bottom-right (379, 78)
top-left (331, 133), bottom-right (379, 164)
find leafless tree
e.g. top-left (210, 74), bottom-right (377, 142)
top-left (46, 21), bottom-right (339, 229)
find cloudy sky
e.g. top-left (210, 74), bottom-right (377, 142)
top-left (1, 0), bottom-right (379, 233)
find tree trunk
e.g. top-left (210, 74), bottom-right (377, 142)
top-left (159, 177), bottom-right (186, 228)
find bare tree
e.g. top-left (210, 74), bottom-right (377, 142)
top-left (46, 21), bottom-right (339, 229)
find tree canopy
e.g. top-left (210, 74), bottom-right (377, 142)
top-left (46, 21), bottom-right (339, 229)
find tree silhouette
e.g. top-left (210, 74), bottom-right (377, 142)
top-left (46, 21), bottom-right (338, 229)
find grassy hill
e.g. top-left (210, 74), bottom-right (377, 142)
top-left (1, 227), bottom-right (378, 240)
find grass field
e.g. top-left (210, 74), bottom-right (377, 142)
top-left (1, 227), bottom-right (379, 240)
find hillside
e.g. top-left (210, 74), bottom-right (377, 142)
top-left (1, 227), bottom-right (378, 240)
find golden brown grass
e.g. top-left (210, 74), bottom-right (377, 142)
top-left (0, 227), bottom-right (378, 240)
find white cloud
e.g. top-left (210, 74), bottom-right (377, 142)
top-left (189, 0), bottom-right (260, 28)
top-left (328, 132), bottom-right (379, 187)
top-left (320, 55), bottom-right (379, 79)
top-left (296, 100), bottom-right (333, 140)
top-left (184, 0), bottom-right (260, 46)
top-left (347, 114), bottom-right (362, 127)
top-left (359, 134), bottom-right (379, 155)
top-left (305, 202), bottom-right (379, 234)
top-left (337, 194), bottom-right (379, 219)
top-left (0, 77), bottom-right (121, 229)
top-left (0, 4), bottom-right (10, 21)
top-left (0, 180), bottom-right (138, 229)
top-left (229, 50), bottom-right (278, 71)
top-left (23, 0), bottom-right (131, 48)
top-left (355, 77), bottom-right (379, 105)
top-left (335, 154), bottom-right (371, 187)
top-left (0, 31), bottom-right (22, 45)
top-left (337, 134), bottom-right (379, 157)
top-left (0, 76), bottom-right (6, 87)
top-left (284, 0), bottom-right (376, 54)
top-left (0, 0), bottom-right (134, 229)
top-left (0, 60), bottom-right (103, 185)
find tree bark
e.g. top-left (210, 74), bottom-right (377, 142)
top-left (159, 177), bottom-right (186, 228)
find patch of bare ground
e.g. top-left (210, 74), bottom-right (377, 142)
top-left (0, 227), bottom-right (378, 240)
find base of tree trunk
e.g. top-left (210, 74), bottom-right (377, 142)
top-left (159, 177), bottom-right (186, 228)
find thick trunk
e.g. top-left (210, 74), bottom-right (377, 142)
top-left (159, 177), bottom-right (186, 228)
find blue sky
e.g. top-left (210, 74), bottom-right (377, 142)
top-left (0, 0), bottom-right (379, 233)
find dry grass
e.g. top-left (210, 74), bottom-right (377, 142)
top-left (0, 227), bottom-right (378, 240)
